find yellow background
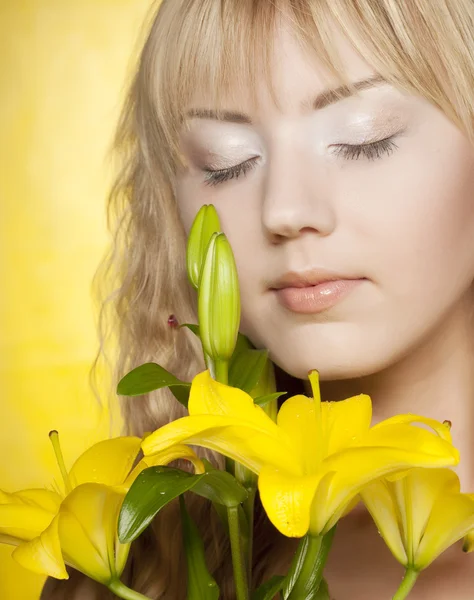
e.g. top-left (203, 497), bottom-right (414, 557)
top-left (0, 2), bottom-right (153, 597)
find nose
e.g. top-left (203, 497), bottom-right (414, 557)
top-left (261, 155), bottom-right (337, 243)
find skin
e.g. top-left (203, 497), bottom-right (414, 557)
top-left (176, 18), bottom-right (474, 600)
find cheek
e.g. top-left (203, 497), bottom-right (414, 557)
top-left (351, 137), bottom-right (474, 300)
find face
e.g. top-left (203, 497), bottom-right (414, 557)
top-left (175, 22), bottom-right (474, 381)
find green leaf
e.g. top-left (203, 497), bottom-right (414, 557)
top-left (117, 363), bottom-right (190, 407)
top-left (229, 349), bottom-right (269, 393)
top-left (118, 467), bottom-right (201, 543)
top-left (198, 462), bottom-right (249, 540)
top-left (118, 464), bottom-right (248, 543)
top-left (283, 529), bottom-right (336, 600)
top-left (180, 496), bottom-right (220, 600)
top-left (192, 468), bottom-right (248, 508)
top-left (253, 392), bottom-right (287, 407)
top-left (170, 385), bottom-right (191, 408)
top-left (232, 333), bottom-right (253, 356)
top-left (252, 575), bottom-right (285, 600)
top-left (180, 323), bottom-right (200, 338)
top-left (313, 578), bottom-right (329, 600)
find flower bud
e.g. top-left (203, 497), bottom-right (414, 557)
top-left (198, 232), bottom-right (241, 363)
top-left (186, 204), bottom-right (221, 289)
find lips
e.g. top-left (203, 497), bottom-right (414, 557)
top-left (269, 269), bottom-right (365, 314)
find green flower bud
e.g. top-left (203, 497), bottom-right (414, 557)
top-left (198, 232), bottom-right (241, 363)
top-left (186, 204), bottom-right (221, 289)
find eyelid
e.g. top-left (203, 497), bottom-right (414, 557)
top-left (204, 156), bottom-right (258, 172)
top-left (203, 156), bottom-right (259, 186)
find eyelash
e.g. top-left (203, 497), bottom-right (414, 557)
top-left (202, 136), bottom-right (399, 187)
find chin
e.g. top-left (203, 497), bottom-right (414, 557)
top-left (267, 338), bottom-right (400, 382)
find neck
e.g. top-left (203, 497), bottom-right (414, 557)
top-left (317, 294), bottom-right (474, 489)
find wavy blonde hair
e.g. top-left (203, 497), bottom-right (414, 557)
top-left (42, 0), bottom-right (474, 598)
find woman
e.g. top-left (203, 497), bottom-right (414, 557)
top-left (42, 0), bottom-right (474, 598)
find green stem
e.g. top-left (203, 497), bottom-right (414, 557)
top-left (108, 580), bottom-right (152, 600)
top-left (242, 486), bottom-right (257, 586)
top-left (215, 359), bottom-right (229, 384)
top-left (392, 569), bottom-right (419, 600)
top-left (212, 357), bottom-right (253, 596)
top-left (228, 506), bottom-right (249, 600)
top-left (285, 527), bottom-right (336, 600)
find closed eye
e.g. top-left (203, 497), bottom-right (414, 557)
top-left (203, 157), bottom-right (258, 187)
top-left (202, 135), bottom-right (399, 187)
top-left (331, 136), bottom-right (399, 161)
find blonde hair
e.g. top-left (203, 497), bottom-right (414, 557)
top-left (42, 0), bottom-right (474, 598)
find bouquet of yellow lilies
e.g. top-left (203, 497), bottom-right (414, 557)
top-left (2, 205), bottom-right (474, 600)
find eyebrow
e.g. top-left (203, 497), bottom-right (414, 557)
top-left (186, 75), bottom-right (387, 124)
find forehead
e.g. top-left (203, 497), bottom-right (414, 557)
top-left (186, 19), bottom-right (376, 117)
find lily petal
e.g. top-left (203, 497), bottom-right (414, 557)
top-left (0, 489), bottom-right (62, 512)
top-left (189, 371), bottom-right (286, 435)
top-left (57, 483), bottom-right (129, 584)
top-left (68, 436), bottom-right (142, 489)
top-left (259, 465), bottom-right (320, 537)
top-left (123, 444), bottom-right (206, 490)
top-left (356, 423), bottom-right (459, 465)
top-left (393, 469), bottom-right (459, 564)
top-left (12, 515), bottom-right (68, 579)
top-left (416, 492), bottom-right (474, 568)
top-left (361, 480), bottom-right (408, 565)
top-left (276, 395), bottom-right (324, 474)
top-left (370, 415), bottom-right (453, 444)
top-left (316, 430), bottom-right (458, 535)
top-left (320, 394), bottom-right (372, 456)
top-left (142, 415), bottom-right (297, 474)
top-left (0, 489), bottom-right (60, 545)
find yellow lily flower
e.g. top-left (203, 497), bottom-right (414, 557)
top-left (142, 370), bottom-right (459, 538)
top-left (361, 467), bottom-right (474, 570)
top-left (0, 432), bottom-right (204, 584)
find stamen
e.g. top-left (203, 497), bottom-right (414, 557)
top-left (443, 419), bottom-right (452, 430)
top-left (308, 370), bottom-right (321, 405)
top-left (49, 430), bottom-right (72, 494)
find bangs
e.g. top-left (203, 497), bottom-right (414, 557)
top-left (145, 0), bottom-right (474, 172)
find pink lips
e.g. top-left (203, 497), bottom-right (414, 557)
top-left (272, 278), bottom-right (364, 314)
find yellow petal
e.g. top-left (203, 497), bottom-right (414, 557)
top-left (370, 415), bottom-right (453, 444)
top-left (357, 422), bottom-right (459, 466)
top-left (189, 371), bottom-right (285, 432)
top-left (276, 395), bottom-right (323, 474)
top-left (320, 394), bottom-right (372, 456)
top-left (0, 489), bottom-right (62, 511)
top-left (258, 465), bottom-right (320, 537)
top-left (68, 436), bottom-right (142, 489)
top-left (0, 489), bottom-right (60, 545)
top-left (142, 414), bottom-right (297, 474)
top-left (122, 444), bottom-right (206, 490)
top-left (12, 514), bottom-right (68, 579)
top-left (315, 426), bottom-right (458, 536)
top-left (275, 391), bottom-right (371, 475)
top-left (394, 469), bottom-right (459, 564)
top-left (361, 480), bottom-right (408, 565)
top-left (416, 492), bottom-right (474, 568)
top-left (58, 483), bottom-right (130, 584)
top-left (308, 471), bottom-right (338, 535)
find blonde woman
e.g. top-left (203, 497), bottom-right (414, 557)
top-left (42, 1), bottom-right (474, 598)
